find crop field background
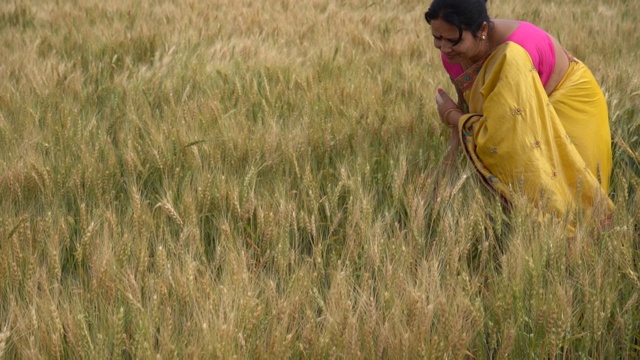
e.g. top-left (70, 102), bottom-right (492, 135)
top-left (0, 0), bottom-right (638, 358)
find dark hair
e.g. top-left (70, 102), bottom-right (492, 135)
top-left (424, 0), bottom-right (491, 45)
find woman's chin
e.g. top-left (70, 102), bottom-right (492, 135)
top-left (444, 54), bottom-right (461, 63)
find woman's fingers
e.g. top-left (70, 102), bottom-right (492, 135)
top-left (437, 88), bottom-right (453, 103)
top-left (436, 88), bottom-right (458, 119)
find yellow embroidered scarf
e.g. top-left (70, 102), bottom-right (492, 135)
top-left (456, 42), bottom-right (613, 229)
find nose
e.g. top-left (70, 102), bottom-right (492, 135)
top-left (434, 38), bottom-right (444, 50)
top-left (434, 38), bottom-right (451, 52)
top-left (438, 41), bottom-right (452, 53)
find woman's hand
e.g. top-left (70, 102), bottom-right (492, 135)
top-left (435, 88), bottom-right (463, 128)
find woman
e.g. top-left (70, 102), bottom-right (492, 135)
top-left (425, 0), bottom-right (613, 229)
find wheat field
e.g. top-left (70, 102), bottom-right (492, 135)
top-left (0, 0), bottom-right (638, 358)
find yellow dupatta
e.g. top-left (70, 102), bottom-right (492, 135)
top-left (455, 42), bottom-right (613, 227)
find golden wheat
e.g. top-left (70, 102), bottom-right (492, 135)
top-left (0, 0), bottom-right (638, 358)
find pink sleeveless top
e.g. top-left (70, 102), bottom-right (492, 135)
top-left (442, 21), bottom-right (556, 86)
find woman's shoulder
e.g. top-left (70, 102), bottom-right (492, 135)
top-left (496, 19), bottom-right (551, 42)
top-left (491, 19), bottom-right (521, 28)
top-left (491, 19), bottom-right (522, 41)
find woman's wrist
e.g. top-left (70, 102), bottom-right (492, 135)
top-left (442, 108), bottom-right (463, 128)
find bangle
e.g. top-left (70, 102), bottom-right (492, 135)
top-left (441, 108), bottom-right (463, 127)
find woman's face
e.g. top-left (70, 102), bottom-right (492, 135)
top-left (430, 18), bottom-right (486, 65)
